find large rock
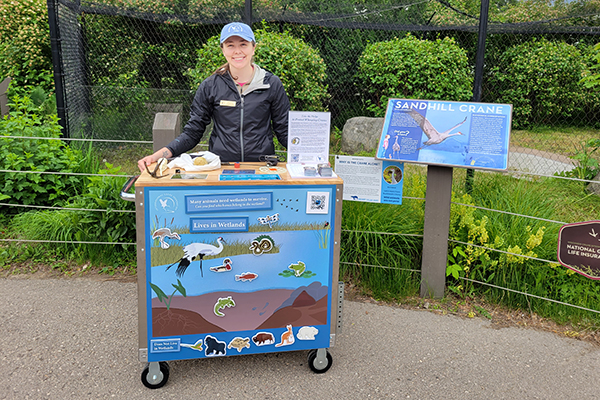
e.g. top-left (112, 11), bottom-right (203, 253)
top-left (341, 117), bottom-right (384, 154)
top-left (588, 172), bottom-right (600, 197)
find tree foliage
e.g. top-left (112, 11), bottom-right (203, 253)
top-left (489, 38), bottom-right (589, 128)
top-left (356, 34), bottom-right (473, 117)
top-left (0, 0), bottom-right (53, 93)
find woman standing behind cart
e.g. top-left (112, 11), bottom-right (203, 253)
top-left (137, 22), bottom-right (290, 171)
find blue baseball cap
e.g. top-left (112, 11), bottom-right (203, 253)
top-left (220, 22), bottom-right (255, 44)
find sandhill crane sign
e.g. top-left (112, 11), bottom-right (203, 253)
top-left (376, 98), bottom-right (513, 171)
top-left (557, 221), bottom-right (600, 280)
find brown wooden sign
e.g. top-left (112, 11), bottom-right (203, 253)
top-left (557, 221), bottom-right (600, 280)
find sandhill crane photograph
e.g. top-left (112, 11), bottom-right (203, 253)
top-left (403, 108), bottom-right (468, 150)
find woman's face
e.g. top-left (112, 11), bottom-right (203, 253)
top-left (221, 36), bottom-right (255, 71)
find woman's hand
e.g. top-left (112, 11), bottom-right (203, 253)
top-left (137, 155), bottom-right (156, 173)
top-left (137, 147), bottom-right (173, 173)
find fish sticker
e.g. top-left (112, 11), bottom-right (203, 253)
top-left (235, 272), bottom-right (258, 282)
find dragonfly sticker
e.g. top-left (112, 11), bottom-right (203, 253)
top-left (257, 213), bottom-right (279, 228)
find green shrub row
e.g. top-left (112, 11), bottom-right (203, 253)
top-left (2, 0), bottom-right (599, 128)
top-left (0, 95), bottom-right (87, 209)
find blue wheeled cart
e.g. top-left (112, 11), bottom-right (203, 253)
top-left (122, 162), bottom-right (344, 389)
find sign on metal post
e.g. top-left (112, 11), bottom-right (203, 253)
top-left (557, 221), bottom-right (600, 280)
top-left (375, 98), bottom-right (513, 170)
top-left (373, 98), bottom-right (513, 298)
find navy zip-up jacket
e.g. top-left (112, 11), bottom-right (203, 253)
top-left (166, 65), bottom-right (290, 162)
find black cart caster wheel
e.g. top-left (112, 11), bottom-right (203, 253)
top-left (141, 361), bottom-right (170, 389)
top-left (307, 349), bottom-right (333, 374)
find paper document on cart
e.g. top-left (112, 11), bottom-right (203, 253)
top-left (287, 111), bottom-right (334, 178)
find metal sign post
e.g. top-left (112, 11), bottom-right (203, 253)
top-left (420, 165), bottom-right (453, 298)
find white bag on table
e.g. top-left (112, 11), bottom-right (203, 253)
top-left (167, 151), bottom-right (221, 172)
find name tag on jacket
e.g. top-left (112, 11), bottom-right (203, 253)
top-left (220, 100), bottom-right (236, 107)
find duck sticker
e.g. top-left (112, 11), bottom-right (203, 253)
top-left (210, 258), bottom-right (233, 273)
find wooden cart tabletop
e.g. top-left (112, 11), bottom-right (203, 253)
top-left (135, 162), bottom-right (344, 188)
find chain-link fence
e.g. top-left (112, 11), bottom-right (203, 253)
top-left (49, 0), bottom-right (600, 169)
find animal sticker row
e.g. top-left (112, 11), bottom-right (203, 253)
top-left (179, 325), bottom-right (320, 357)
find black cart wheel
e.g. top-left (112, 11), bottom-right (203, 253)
top-left (307, 349), bottom-right (333, 374)
top-left (141, 361), bottom-right (170, 389)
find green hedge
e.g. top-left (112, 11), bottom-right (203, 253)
top-left (0, 95), bottom-right (88, 210)
top-left (355, 34), bottom-right (473, 117)
top-left (0, 0), bottom-right (53, 94)
top-left (489, 38), bottom-right (592, 129)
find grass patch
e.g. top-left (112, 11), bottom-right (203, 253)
top-left (511, 126), bottom-right (600, 158)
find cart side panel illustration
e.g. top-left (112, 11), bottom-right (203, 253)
top-left (133, 177), bottom-right (343, 387)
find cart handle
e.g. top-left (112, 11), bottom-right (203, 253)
top-left (120, 175), bottom-right (139, 202)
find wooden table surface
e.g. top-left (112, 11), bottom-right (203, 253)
top-left (135, 162), bottom-right (343, 188)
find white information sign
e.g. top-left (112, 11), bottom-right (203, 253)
top-left (286, 111), bottom-right (332, 178)
top-left (334, 155), bottom-right (403, 205)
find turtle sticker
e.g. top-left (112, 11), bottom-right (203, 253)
top-left (228, 337), bottom-right (251, 353)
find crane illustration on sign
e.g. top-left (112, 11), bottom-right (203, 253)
top-left (166, 237), bottom-right (226, 277)
top-left (151, 227), bottom-right (181, 249)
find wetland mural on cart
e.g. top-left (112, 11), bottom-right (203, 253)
top-left (144, 185), bottom-right (337, 361)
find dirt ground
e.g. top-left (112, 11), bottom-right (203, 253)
top-left (4, 261), bottom-right (600, 347)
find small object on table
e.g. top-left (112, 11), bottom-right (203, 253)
top-left (318, 165), bottom-right (333, 177)
top-left (234, 162), bottom-right (240, 169)
top-left (304, 166), bottom-right (317, 176)
top-left (193, 156), bottom-right (208, 166)
top-left (146, 157), bottom-right (169, 179)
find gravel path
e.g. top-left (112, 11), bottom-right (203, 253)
top-left (2, 276), bottom-right (599, 399)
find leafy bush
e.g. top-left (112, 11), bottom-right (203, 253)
top-left (581, 42), bottom-right (600, 89)
top-left (446, 172), bottom-right (600, 325)
top-left (10, 163), bottom-right (136, 264)
top-left (187, 25), bottom-right (329, 111)
top-left (0, 0), bottom-right (53, 93)
top-left (356, 34), bottom-right (473, 117)
top-left (489, 38), bottom-right (587, 128)
top-left (0, 95), bottom-right (89, 210)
